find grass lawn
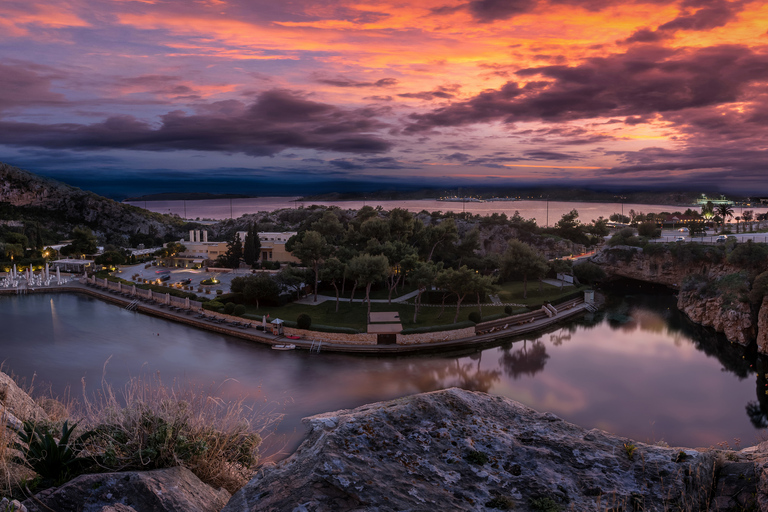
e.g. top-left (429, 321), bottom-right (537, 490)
top-left (317, 283), bottom-right (418, 300)
top-left (495, 281), bottom-right (586, 306)
top-left (242, 300), bottom-right (514, 331)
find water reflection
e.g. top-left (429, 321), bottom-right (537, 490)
top-left (1, 290), bottom-right (766, 453)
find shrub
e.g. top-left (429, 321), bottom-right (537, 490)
top-left (465, 450), bottom-right (489, 465)
top-left (224, 302), bottom-right (236, 315)
top-left (13, 420), bottom-right (97, 485)
top-left (468, 311), bottom-right (481, 324)
top-left (296, 314), bottom-right (312, 329)
top-left (81, 374), bottom-right (264, 493)
top-left (504, 305), bottom-right (513, 315)
top-left (202, 300), bottom-right (224, 311)
top-left (749, 271), bottom-right (768, 304)
top-left (572, 262), bottom-right (606, 285)
top-left (233, 304), bottom-right (246, 317)
top-left (637, 222), bottom-right (660, 238)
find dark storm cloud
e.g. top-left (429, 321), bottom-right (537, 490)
top-left (0, 61), bottom-right (68, 112)
top-left (316, 77), bottom-right (398, 88)
top-left (406, 45), bottom-right (768, 132)
top-left (624, 0), bottom-right (745, 43)
top-left (0, 89), bottom-right (392, 156)
top-left (434, 0), bottom-right (673, 22)
top-left (398, 85), bottom-right (460, 100)
top-left (523, 150), bottom-right (579, 160)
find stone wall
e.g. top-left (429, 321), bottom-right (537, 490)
top-left (396, 327), bottom-right (476, 345)
top-left (282, 327), bottom-right (377, 345)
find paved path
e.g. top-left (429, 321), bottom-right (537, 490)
top-left (295, 289), bottom-right (421, 306)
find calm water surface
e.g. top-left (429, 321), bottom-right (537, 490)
top-left (125, 197), bottom-right (768, 226)
top-left (2, 291), bottom-right (766, 457)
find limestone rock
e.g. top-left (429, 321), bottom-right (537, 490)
top-left (757, 296), bottom-right (768, 354)
top-left (23, 466), bottom-right (230, 512)
top-left (0, 371), bottom-right (47, 424)
top-left (225, 388), bottom-right (715, 512)
top-left (678, 290), bottom-right (756, 346)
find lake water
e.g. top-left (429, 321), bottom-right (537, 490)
top-left (124, 197), bottom-right (768, 227)
top-left (2, 289), bottom-right (766, 459)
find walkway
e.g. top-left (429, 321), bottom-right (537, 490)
top-left (294, 289), bottom-right (420, 305)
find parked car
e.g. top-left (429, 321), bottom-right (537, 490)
top-left (715, 235), bottom-right (728, 243)
top-left (179, 278), bottom-right (192, 285)
top-left (674, 236), bottom-right (686, 243)
top-left (159, 274), bottom-right (171, 282)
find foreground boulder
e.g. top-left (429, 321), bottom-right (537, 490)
top-left (225, 388), bottom-right (715, 511)
top-left (0, 371), bottom-right (47, 425)
top-left (23, 466), bottom-right (230, 512)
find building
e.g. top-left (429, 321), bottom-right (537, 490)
top-left (236, 231), bottom-right (299, 264)
top-left (171, 230), bottom-right (228, 267)
top-left (169, 230), bottom-right (299, 267)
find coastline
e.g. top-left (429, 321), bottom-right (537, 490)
top-left (0, 281), bottom-right (591, 355)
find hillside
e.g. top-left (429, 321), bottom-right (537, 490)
top-left (0, 162), bottom-right (188, 244)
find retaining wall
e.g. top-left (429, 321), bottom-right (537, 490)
top-left (396, 327), bottom-right (476, 345)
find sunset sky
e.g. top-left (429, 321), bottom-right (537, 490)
top-left (1, 0), bottom-right (767, 197)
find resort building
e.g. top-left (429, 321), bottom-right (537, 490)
top-left (171, 230), bottom-right (228, 267)
top-left (236, 231), bottom-right (299, 263)
top-left (168, 230), bottom-right (299, 267)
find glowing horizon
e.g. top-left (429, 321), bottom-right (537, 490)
top-left (1, 0), bottom-right (767, 195)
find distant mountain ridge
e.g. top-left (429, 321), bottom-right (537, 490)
top-left (124, 192), bottom-right (254, 201)
top-left (0, 162), bottom-right (185, 240)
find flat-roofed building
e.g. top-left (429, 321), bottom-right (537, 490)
top-left (235, 231), bottom-right (299, 263)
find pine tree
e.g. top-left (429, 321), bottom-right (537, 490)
top-left (243, 223), bottom-right (257, 266)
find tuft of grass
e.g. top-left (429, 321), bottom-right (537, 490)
top-left (486, 495), bottom-right (514, 509)
top-left (464, 450), bottom-right (489, 465)
top-left (530, 496), bottom-right (562, 512)
top-left (623, 442), bottom-right (637, 462)
top-left (79, 371), bottom-right (272, 494)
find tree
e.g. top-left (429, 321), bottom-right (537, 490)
top-left (716, 203), bottom-right (734, 231)
top-left (381, 240), bottom-right (417, 304)
top-left (319, 257), bottom-right (346, 313)
top-left (347, 253), bottom-right (389, 317)
top-left (435, 266), bottom-right (483, 324)
top-left (471, 273), bottom-right (496, 318)
top-left (95, 251), bottom-right (126, 267)
top-left (61, 227), bottom-right (98, 257)
top-left (388, 208), bottom-right (415, 241)
top-left (420, 218), bottom-right (458, 261)
top-left (687, 221), bottom-right (706, 237)
top-left (242, 275), bottom-right (280, 309)
top-left (154, 242), bottom-right (186, 259)
top-left (218, 233), bottom-right (243, 268)
top-left (572, 261), bottom-right (606, 286)
top-left (243, 223), bottom-right (260, 266)
top-left (310, 211), bottom-right (345, 241)
top-left (409, 261), bottom-right (442, 323)
top-left (743, 210), bottom-right (754, 232)
top-left (276, 266), bottom-right (306, 299)
top-left (291, 230), bottom-right (329, 302)
top-left (500, 240), bottom-right (549, 299)
top-left (637, 222), bottom-right (660, 238)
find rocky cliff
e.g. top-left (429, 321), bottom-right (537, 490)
top-left (225, 388), bottom-right (716, 512)
top-left (0, 162), bottom-right (184, 241)
top-left (8, 374), bottom-right (768, 511)
top-left (592, 244), bottom-right (768, 350)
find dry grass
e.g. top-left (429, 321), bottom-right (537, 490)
top-left (1, 361), bottom-right (282, 496)
top-left (76, 367), bottom-right (280, 493)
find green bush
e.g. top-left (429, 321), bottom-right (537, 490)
top-left (296, 314), bottom-right (312, 329)
top-left (202, 300), bottom-right (224, 311)
top-left (13, 420), bottom-right (97, 485)
top-left (504, 305), bottom-right (513, 315)
top-left (233, 304), bottom-right (246, 317)
top-left (224, 302), bottom-right (236, 315)
top-left (468, 311), bottom-right (481, 324)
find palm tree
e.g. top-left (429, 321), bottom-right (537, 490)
top-left (715, 203), bottom-right (734, 232)
top-left (743, 210), bottom-right (754, 232)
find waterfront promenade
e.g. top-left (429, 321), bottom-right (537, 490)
top-left (1, 278), bottom-right (591, 354)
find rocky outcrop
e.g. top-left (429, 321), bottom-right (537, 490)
top-left (592, 245), bottom-right (768, 349)
top-left (23, 467), bottom-right (230, 512)
top-left (0, 371), bottom-right (47, 426)
top-left (225, 388), bottom-right (716, 512)
top-left (758, 296), bottom-right (768, 354)
top-left (678, 290), bottom-right (756, 346)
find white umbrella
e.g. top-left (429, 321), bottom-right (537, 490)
top-left (12, 264), bottom-right (16, 279)
top-left (185, 297), bottom-right (190, 309)
top-left (132, 285), bottom-right (137, 296)
top-left (165, 293), bottom-right (170, 305)
top-left (45, 262), bottom-right (50, 280)
top-left (56, 267), bottom-right (61, 284)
